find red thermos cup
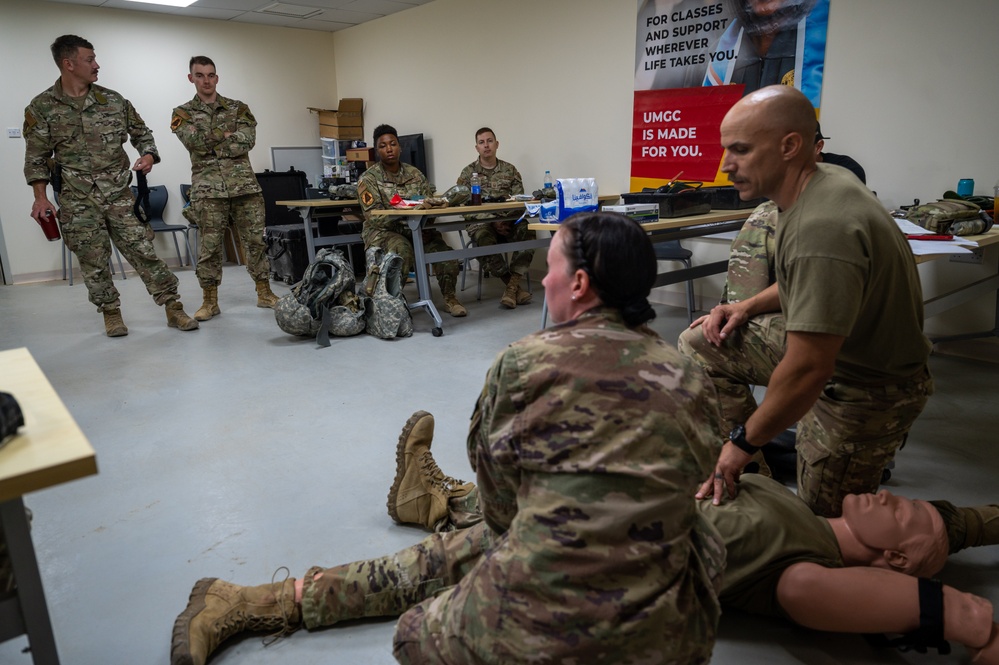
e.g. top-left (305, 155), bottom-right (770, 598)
top-left (37, 209), bottom-right (61, 241)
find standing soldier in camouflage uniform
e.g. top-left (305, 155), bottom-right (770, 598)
top-left (357, 124), bottom-right (466, 317)
top-left (456, 128), bottom-right (533, 309)
top-left (23, 34), bottom-right (199, 337)
top-left (171, 212), bottom-right (728, 665)
top-left (690, 86), bottom-right (932, 518)
top-left (171, 55), bottom-right (279, 321)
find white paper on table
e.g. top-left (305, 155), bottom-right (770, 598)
top-left (907, 240), bottom-right (974, 256)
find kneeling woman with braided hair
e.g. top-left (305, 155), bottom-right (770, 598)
top-left (171, 211), bottom-right (727, 665)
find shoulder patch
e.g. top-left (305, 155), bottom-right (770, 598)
top-left (360, 189), bottom-right (375, 207)
top-left (24, 109), bottom-right (37, 131)
top-left (94, 90), bottom-right (107, 104)
top-left (174, 107), bottom-right (191, 121)
top-left (171, 114), bottom-right (184, 131)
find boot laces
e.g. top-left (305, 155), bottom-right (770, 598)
top-left (261, 566), bottom-right (299, 648)
top-left (418, 451), bottom-right (467, 492)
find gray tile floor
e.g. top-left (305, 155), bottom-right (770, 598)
top-left (0, 264), bottom-right (996, 664)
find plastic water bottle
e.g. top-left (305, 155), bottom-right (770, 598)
top-left (470, 172), bottom-right (482, 206)
top-left (543, 170), bottom-right (554, 190)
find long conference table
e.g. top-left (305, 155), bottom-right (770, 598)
top-left (274, 198), bottom-right (363, 262)
top-left (370, 197), bottom-right (623, 336)
top-left (0, 347), bottom-right (99, 664)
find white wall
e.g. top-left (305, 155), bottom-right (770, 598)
top-left (0, 0), bottom-right (337, 283)
top-left (2, 0), bottom-right (997, 333)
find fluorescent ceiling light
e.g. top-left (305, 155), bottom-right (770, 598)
top-left (122, 0), bottom-right (197, 7)
top-left (257, 2), bottom-right (323, 18)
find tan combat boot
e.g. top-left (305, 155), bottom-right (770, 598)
top-left (387, 411), bottom-right (474, 530)
top-left (194, 287), bottom-right (220, 322)
top-left (103, 308), bottom-right (128, 337)
top-left (442, 292), bottom-right (467, 318)
top-left (170, 576), bottom-right (300, 665)
top-left (255, 280), bottom-right (279, 309)
top-left (166, 301), bottom-right (200, 331)
top-left (500, 273), bottom-right (522, 309)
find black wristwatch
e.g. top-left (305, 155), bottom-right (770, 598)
top-left (728, 424), bottom-right (758, 455)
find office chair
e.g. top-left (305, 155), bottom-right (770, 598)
top-left (131, 184), bottom-right (196, 268)
top-left (56, 191), bottom-right (127, 285)
top-left (652, 240), bottom-right (696, 323)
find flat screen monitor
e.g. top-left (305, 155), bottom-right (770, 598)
top-left (397, 133), bottom-right (427, 179)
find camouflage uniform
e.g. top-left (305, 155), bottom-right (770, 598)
top-left (396, 308), bottom-right (724, 664)
top-left (357, 162), bottom-right (460, 296)
top-left (457, 159), bottom-right (534, 278)
top-left (23, 79), bottom-right (180, 312)
top-left (679, 168), bottom-right (933, 518)
top-left (171, 94), bottom-right (269, 287)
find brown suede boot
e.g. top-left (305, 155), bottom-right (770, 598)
top-left (516, 281), bottom-right (533, 306)
top-left (255, 280), bottom-right (279, 309)
top-left (442, 292), bottom-right (467, 318)
top-left (500, 273), bottom-right (522, 309)
top-left (387, 411), bottom-right (474, 530)
top-left (194, 287), bottom-right (220, 322)
top-left (170, 576), bottom-right (300, 665)
top-left (166, 301), bottom-right (200, 331)
top-left (103, 308), bottom-right (128, 337)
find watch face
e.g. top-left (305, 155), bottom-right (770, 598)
top-left (729, 425), bottom-right (746, 442)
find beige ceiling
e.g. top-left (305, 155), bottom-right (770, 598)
top-left (44, 0), bottom-right (436, 32)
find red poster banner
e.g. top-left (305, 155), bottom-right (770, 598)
top-left (631, 86), bottom-right (743, 188)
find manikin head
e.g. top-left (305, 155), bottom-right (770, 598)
top-left (839, 489), bottom-right (949, 578)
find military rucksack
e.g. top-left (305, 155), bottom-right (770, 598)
top-left (274, 248), bottom-right (366, 346)
top-left (905, 199), bottom-right (993, 236)
top-left (361, 247), bottom-right (413, 339)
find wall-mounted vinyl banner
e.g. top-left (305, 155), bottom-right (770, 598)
top-left (633, 0), bottom-right (828, 190)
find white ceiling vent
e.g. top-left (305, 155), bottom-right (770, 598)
top-left (256, 2), bottom-right (324, 19)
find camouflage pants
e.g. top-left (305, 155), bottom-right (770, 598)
top-left (299, 519), bottom-right (492, 630)
top-left (59, 188), bottom-right (179, 312)
top-left (192, 193), bottom-right (269, 287)
top-left (678, 313), bottom-right (934, 517)
top-left (466, 220), bottom-right (535, 278)
top-left (362, 226), bottom-right (460, 296)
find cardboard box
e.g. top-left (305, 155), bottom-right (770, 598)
top-left (309, 98), bottom-right (364, 140)
top-left (346, 147), bottom-right (374, 162)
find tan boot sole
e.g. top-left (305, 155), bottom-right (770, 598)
top-left (386, 410), bottom-right (433, 524)
top-left (170, 577), bottom-right (216, 665)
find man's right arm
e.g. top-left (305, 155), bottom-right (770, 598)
top-left (23, 104), bottom-right (56, 221)
top-left (171, 106), bottom-right (218, 156)
top-left (776, 563), bottom-right (998, 660)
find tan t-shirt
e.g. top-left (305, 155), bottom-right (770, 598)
top-left (776, 163), bottom-right (930, 384)
top-left (701, 474), bottom-right (842, 618)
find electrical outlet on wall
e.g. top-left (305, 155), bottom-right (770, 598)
top-left (7, 128), bottom-right (22, 139)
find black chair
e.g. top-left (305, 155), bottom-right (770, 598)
top-left (652, 240), bottom-right (695, 323)
top-left (131, 184), bottom-right (195, 267)
top-left (179, 184), bottom-right (199, 267)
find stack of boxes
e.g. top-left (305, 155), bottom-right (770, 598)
top-left (309, 98), bottom-right (364, 140)
top-left (310, 99), bottom-right (365, 181)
